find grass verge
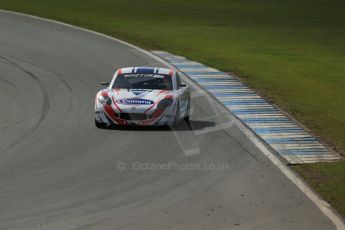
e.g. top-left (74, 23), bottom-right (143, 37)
top-left (292, 163), bottom-right (345, 217)
top-left (0, 0), bottom-right (344, 218)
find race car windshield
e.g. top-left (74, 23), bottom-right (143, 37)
top-left (113, 73), bottom-right (173, 90)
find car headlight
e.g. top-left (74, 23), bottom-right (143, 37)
top-left (157, 98), bottom-right (173, 109)
top-left (98, 95), bottom-right (112, 105)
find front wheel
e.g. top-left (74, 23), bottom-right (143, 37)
top-left (95, 119), bottom-right (106, 129)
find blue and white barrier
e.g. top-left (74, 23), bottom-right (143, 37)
top-left (153, 51), bottom-right (342, 164)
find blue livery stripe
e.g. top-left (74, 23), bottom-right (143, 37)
top-left (135, 67), bottom-right (155, 74)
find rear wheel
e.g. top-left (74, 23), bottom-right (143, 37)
top-left (184, 101), bottom-right (191, 123)
top-left (173, 103), bottom-right (180, 127)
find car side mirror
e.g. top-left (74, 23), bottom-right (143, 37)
top-left (101, 82), bottom-right (109, 87)
top-left (179, 82), bottom-right (187, 88)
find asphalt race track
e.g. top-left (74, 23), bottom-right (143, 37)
top-left (0, 11), bottom-right (337, 230)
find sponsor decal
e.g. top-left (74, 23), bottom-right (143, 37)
top-left (116, 98), bottom-right (154, 105)
top-left (123, 74), bottom-right (164, 78)
top-left (131, 89), bottom-right (148, 96)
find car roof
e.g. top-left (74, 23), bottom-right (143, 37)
top-left (117, 67), bottom-right (174, 76)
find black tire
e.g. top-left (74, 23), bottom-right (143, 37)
top-left (184, 101), bottom-right (191, 123)
top-left (173, 103), bottom-right (180, 128)
top-left (95, 119), bottom-right (106, 129)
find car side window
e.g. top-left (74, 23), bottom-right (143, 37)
top-left (176, 72), bottom-right (182, 87)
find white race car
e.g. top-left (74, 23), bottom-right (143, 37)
top-left (95, 67), bottom-right (191, 128)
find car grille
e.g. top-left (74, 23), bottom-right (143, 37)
top-left (119, 113), bottom-right (152, 120)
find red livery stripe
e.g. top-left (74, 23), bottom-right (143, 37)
top-left (103, 104), bottom-right (127, 125)
top-left (112, 96), bottom-right (124, 113)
